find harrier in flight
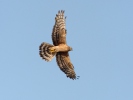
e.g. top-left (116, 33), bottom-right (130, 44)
top-left (39, 10), bottom-right (78, 80)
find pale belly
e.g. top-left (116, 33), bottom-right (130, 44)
top-left (55, 44), bottom-right (70, 52)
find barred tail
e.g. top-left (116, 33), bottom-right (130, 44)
top-left (39, 42), bottom-right (56, 61)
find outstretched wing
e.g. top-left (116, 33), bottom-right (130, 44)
top-left (56, 52), bottom-right (76, 80)
top-left (52, 10), bottom-right (67, 46)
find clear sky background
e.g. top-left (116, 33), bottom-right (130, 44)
top-left (0, 0), bottom-right (133, 100)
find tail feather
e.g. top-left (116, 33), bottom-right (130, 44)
top-left (39, 42), bottom-right (55, 61)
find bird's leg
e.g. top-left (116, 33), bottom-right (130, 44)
top-left (49, 47), bottom-right (56, 54)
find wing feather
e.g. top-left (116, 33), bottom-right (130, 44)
top-left (56, 52), bottom-right (76, 80)
top-left (52, 10), bottom-right (66, 46)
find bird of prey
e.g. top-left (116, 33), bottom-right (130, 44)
top-left (39, 10), bottom-right (77, 80)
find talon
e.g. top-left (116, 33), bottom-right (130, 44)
top-left (49, 47), bottom-right (56, 53)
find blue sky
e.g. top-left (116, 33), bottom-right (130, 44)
top-left (0, 0), bottom-right (133, 100)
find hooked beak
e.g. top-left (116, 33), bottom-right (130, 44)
top-left (70, 47), bottom-right (73, 51)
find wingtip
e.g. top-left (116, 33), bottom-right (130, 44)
top-left (58, 10), bottom-right (65, 14)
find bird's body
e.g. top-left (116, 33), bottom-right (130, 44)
top-left (50, 44), bottom-right (72, 52)
top-left (39, 10), bottom-right (77, 80)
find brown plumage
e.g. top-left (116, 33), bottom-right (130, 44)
top-left (39, 10), bottom-right (77, 80)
